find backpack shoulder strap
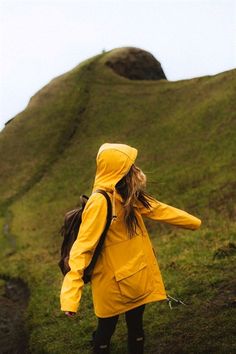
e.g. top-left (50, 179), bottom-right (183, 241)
top-left (91, 188), bottom-right (113, 248)
top-left (82, 189), bottom-right (112, 283)
top-left (94, 189), bottom-right (112, 222)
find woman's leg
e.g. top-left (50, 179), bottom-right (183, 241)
top-left (125, 305), bottom-right (145, 354)
top-left (93, 314), bottom-right (119, 353)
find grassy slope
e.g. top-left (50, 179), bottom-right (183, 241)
top-left (0, 51), bottom-right (235, 353)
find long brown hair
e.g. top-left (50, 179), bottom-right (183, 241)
top-left (115, 164), bottom-right (153, 236)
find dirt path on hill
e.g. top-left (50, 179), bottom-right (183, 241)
top-left (0, 277), bottom-right (30, 354)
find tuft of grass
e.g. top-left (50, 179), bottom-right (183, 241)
top-left (213, 241), bottom-right (236, 260)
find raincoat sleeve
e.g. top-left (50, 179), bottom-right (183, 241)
top-left (60, 192), bottom-right (107, 313)
top-left (139, 197), bottom-right (201, 230)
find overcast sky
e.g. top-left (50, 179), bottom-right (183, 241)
top-left (0, 0), bottom-right (235, 130)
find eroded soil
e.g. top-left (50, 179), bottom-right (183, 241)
top-left (0, 277), bottom-right (30, 354)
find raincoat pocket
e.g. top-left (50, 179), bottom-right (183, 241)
top-left (114, 252), bottom-right (152, 303)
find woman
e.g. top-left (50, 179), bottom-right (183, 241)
top-left (60, 143), bottom-right (201, 354)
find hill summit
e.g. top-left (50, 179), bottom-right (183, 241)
top-left (105, 47), bottom-right (167, 80)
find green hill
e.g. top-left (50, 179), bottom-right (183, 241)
top-left (0, 48), bottom-right (235, 353)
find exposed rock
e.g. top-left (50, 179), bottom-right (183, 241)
top-left (105, 47), bottom-right (167, 80)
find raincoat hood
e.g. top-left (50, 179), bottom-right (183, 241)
top-left (93, 143), bottom-right (138, 192)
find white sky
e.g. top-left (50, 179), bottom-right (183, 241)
top-left (0, 0), bottom-right (235, 130)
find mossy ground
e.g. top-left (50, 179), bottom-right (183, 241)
top-left (0, 51), bottom-right (235, 353)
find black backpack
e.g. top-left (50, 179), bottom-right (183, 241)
top-left (58, 189), bottom-right (112, 283)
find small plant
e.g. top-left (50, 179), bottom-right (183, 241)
top-left (213, 242), bottom-right (236, 260)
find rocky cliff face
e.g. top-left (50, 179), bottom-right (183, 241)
top-left (105, 47), bottom-right (167, 80)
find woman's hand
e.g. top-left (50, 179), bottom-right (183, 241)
top-left (65, 311), bottom-right (76, 318)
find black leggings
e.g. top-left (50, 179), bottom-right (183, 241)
top-left (93, 304), bottom-right (145, 347)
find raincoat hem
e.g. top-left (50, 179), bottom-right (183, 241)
top-left (94, 294), bottom-right (168, 318)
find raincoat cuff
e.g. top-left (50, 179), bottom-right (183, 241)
top-left (194, 217), bottom-right (202, 229)
top-left (61, 301), bottom-right (79, 313)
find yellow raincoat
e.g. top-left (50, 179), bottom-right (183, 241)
top-left (60, 143), bottom-right (201, 317)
